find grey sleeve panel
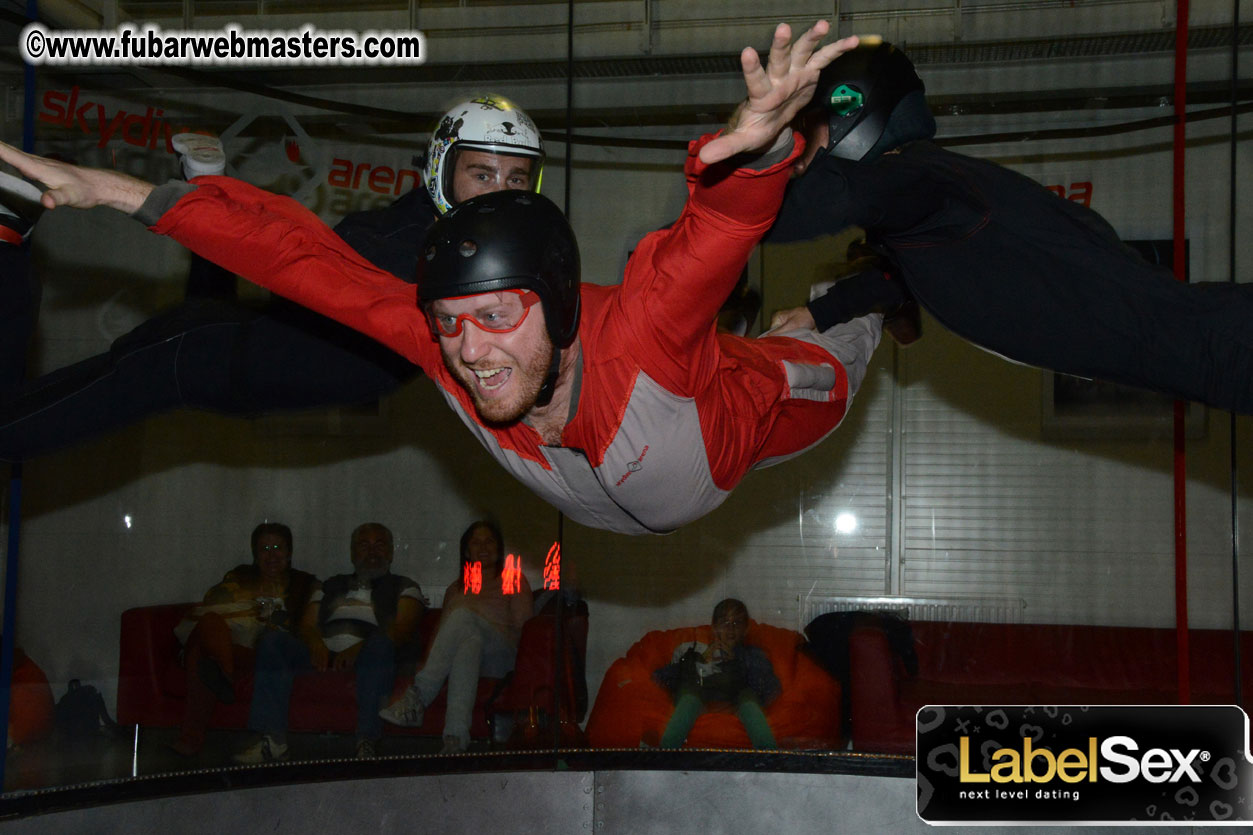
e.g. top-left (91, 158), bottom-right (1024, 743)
top-left (753, 316), bottom-right (882, 472)
top-left (781, 361), bottom-right (838, 402)
top-left (782, 313), bottom-right (883, 397)
top-left (817, 313), bottom-right (882, 396)
top-left (132, 181), bottom-right (197, 226)
top-left (736, 128), bottom-right (796, 172)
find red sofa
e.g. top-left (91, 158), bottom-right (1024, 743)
top-left (585, 621), bottom-right (842, 750)
top-left (849, 620), bottom-right (1253, 754)
top-left (117, 597), bottom-right (587, 742)
top-left (9, 649), bottom-right (53, 747)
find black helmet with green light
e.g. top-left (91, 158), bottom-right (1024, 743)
top-left (806, 41), bottom-right (934, 162)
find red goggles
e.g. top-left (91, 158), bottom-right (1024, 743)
top-left (426, 289), bottom-right (541, 338)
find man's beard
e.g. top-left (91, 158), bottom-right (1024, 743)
top-left (444, 334), bottom-right (554, 425)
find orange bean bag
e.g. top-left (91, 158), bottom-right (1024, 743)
top-left (586, 621), bottom-right (842, 750)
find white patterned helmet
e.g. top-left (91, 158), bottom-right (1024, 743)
top-left (422, 94), bottom-right (544, 214)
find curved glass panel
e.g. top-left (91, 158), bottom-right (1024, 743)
top-left (0, 1), bottom-right (1248, 827)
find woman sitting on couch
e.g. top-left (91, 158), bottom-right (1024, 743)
top-left (379, 519), bottom-right (533, 754)
top-left (169, 521), bottom-right (317, 756)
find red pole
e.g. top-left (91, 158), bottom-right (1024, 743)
top-left (1172, 0), bottom-right (1191, 705)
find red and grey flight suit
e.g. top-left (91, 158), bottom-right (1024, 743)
top-left (141, 134), bottom-right (880, 534)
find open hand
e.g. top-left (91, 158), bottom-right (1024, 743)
top-left (0, 140), bottom-right (154, 213)
top-left (699, 22), bottom-right (859, 165)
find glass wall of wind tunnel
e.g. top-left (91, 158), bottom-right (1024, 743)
top-left (1, 6), bottom-right (1252, 810)
top-left (0, 55), bottom-right (584, 792)
top-left (748, 35), bottom-right (1253, 760)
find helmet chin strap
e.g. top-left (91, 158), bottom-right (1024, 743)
top-left (533, 343), bottom-right (562, 408)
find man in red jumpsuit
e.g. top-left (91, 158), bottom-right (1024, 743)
top-left (0, 21), bottom-right (881, 535)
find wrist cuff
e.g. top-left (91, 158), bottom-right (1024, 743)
top-left (133, 180), bottom-right (197, 226)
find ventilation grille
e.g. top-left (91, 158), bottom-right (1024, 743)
top-left (800, 596), bottom-right (1027, 632)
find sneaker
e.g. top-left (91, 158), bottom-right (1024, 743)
top-left (232, 734), bottom-right (288, 764)
top-left (378, 688), bottom-right (424, 728)
top-left (171, 133), bottom-right (226, 179)
top-left (355, 738), bottom-right (379, 759)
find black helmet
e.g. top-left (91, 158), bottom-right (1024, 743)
top-left (417, 190), bottom-right (580, 349)
top-left (808, 41), bottom-right (928, 162)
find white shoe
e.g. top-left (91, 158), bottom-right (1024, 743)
top-left (232, 734), bottom-right (288, 764)
top-left (171, 133), bottom-right (226, 179)
top-left (378, 688), bottom-right (424, 728)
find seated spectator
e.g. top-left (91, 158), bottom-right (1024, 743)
top-left (653, 598), bottom-right (780, 749)
top-left (170, 522), bottom-right (316, 757)
top-left (380, 520), bottom-right (533, 754)
top-left (233, 522), bottom-right (425, 763)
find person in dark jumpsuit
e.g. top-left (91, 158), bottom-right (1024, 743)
top-left (767, 41), bottom-right (1253, 414)
top-left (0, 94), bottom-right (544, 460)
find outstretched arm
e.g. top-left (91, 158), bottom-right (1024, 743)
top-left (0, 141), bottom-right (153, 213)
top-left (617, 22), bottom-right (858, 391)
top-left (0, 140), bottom-right (432, 371)
top-left (699, 21), bottom-right (859, 165)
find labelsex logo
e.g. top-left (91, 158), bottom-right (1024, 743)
top-left (961, 735), bottom-right (1208, 785)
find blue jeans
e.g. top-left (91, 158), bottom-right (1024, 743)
top-left (249, 629), bottom-right (397, 742)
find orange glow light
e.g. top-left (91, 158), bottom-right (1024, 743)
top-left (463, 560), bottom-right (482, 595)
top-left (502, 554), bottom-right (521, 595)
top-left (543, 542), bottom-right (561, 591)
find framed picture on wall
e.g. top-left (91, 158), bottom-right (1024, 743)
top-left (1040, 239), bottom-right (1206, 441)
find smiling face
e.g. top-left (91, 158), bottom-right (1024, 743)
top-left (711, 600), bottom-right (749, 651)
top-left (462, 523), bottom-right (502, 572)
top-left (450, 150), bottom-right (536, 204)
top-left (431, 292), bottom-right (554, 424)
